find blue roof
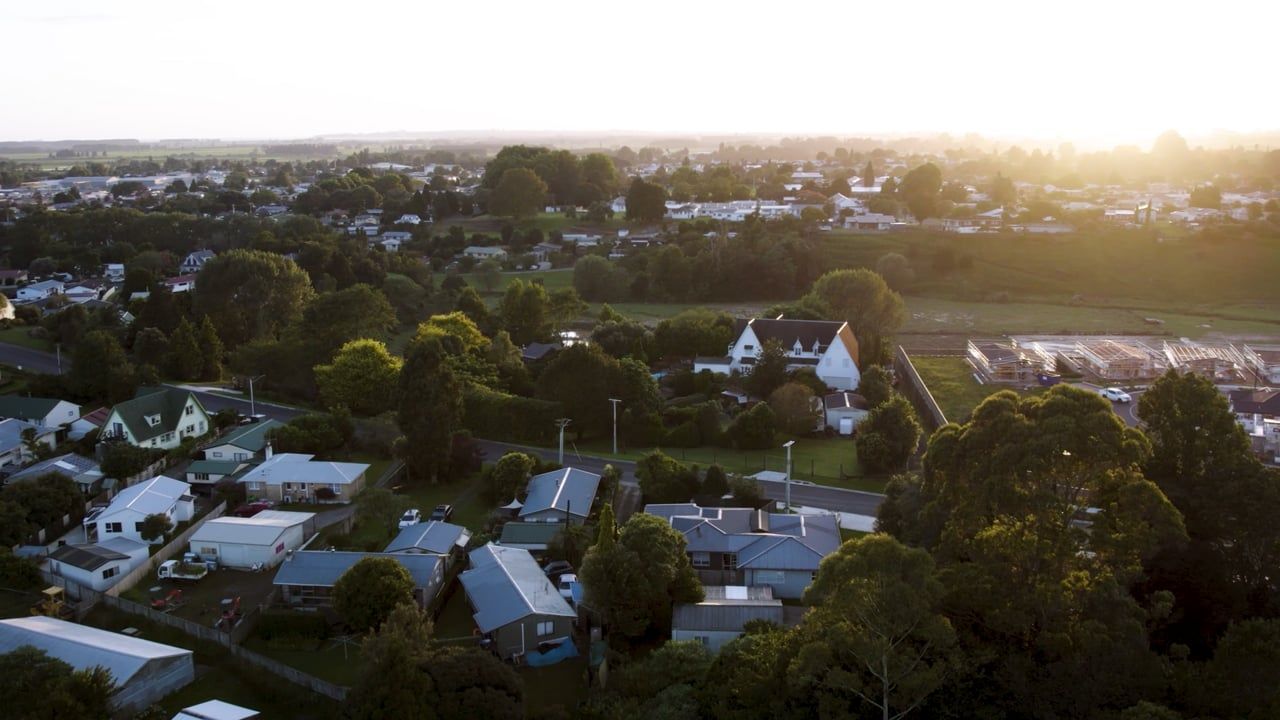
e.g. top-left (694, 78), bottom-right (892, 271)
top-left (383, 521), bottom-right (471, 554)
top-left (6, 453), bottom-right (101, 485)
top-left (272, 551), bottom-right (440, 589)
top-left (645, 503), bottom-right (841, 572)
top-left (0, 418), bottom-right (54, 454)
top-left (519, 467), bottom-right (600, 520)
top-left (459, 544), bottom-right (575, 633)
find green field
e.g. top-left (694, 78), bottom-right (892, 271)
top-left (909, 355), bottom-right (1044, 425)
top-left (0, 144), bottom-right (349, 170)
top-left (0, 325), bottom-right (55, 352)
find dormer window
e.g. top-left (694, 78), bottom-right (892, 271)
top-left (793, 341), bottom-right (803, 355)
top-left (145, 413), bottom-right (161, 427)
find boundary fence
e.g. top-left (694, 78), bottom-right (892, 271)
top-left (894, 345), bottom-right (949, 430)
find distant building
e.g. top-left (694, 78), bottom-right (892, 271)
top-left (1074, 339), bottom-right (1161, 380)
top-left (16, 279), bottom-right (63, 301)
top-left (1243, 345), bottom-right (1280, 385)
top-left (0, 395), bottom-right (81, 429)
top-left (47, 537), bottom-right (150, 591)
top-left (695, 317), bottom-right (861, 392)
top-left (464, 246), bottom-right (507, 260)
top-left (966, 339), bottom-right (1052, 384)
top-left (180, 250), bottom-right (215, 274)
top-left (4, 453), bottom-right (103, 493)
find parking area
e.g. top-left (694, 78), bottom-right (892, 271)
top-left (127, 567), bottom-right (278, 626)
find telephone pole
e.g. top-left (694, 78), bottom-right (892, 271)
top-left (555, 418), bottom-right (572, 465)
top-left (608, 398), bottom-right (621, 455)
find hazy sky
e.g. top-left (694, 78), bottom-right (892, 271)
top-left (2, 0), bottom-right (1274, 145)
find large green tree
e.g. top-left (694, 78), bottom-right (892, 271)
top-left (0, 647), bottom-right (114, 720)
top-left (194, 249), bottom-right (315, 348)
top-left (398, 336), bottom-right (462, 483)
top-left (855, 394), bottom-right (922, 473)
top-left (299, 283), bottom-right (397, 362)
top-left (898, 162), bottom-right (943, 221)
top-left (489, 167), bottom-right (547, 218)
top-left (315, 339), bottom-right (402, 416)
top-left (626, 177), bottom-right (667, 222)
top-left (333, 556), bottom-right (415, 631)
top-left (69, 330), bottom-right (137, 403)
top-left (498, 279), bottom-right (550, 346)
top-left (802, 269), bottom-right (904, 366)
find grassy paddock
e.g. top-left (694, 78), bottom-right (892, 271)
top-left (910, 355), bottom-right (1043, 424)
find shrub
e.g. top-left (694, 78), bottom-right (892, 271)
top-left (726, 403), bottom-right (776, 450)
top-left (462, 385), bottom-right (562, 444)
top-left (663, 421), bottom-right (701, 448)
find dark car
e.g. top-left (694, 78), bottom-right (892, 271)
top-left (232, 501), bottom-right (273, 518)
top-left (429, 504), bottom-right (454, 522)
top-left (542, 560), bottom-right (574, 580)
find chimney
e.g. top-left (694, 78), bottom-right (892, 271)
top-left (264, 442), bottom-right (273, 460)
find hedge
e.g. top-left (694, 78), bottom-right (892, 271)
top-left (462, 385), bottom-right (563, 444)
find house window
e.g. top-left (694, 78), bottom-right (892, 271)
top-left (284, 483), bottom-right (293, 490)
top-left (163, 432), bottom-right (174, 443)
top-left (742, 344), bottom-right (754, 353)
top-left (198, 421), bottom-right (206, 433)
top-left (248, 482), bottom-right (262, 491)
top-left (694, 635), bottom-right (710, 646)
top-left (330, 484), bottom-right (342, 493)
top-left (721, 553), bottom-right (737, 569)
top-left (185, 424), bottom-right (195, 434)
top-left (112, 422), bottom-right (124, 437)
top-left (195, 473), bottom-right (209, 481)
top-left (200, 547), bottom-right (218, 556)
top-left (105, 522), bottom-right (122, 533)
top-left (211, 451), bottom-right (223, 458)
top-left (101, 566), bottom-right (119, 580)
top-left (185, 406), bottom-right (194, 416)
top-left (536, 621), bottom-right (555, 637)
top-left (135, 521), bottom-right (146, 532)
top-left (690, 552), bottom-right (710, 568)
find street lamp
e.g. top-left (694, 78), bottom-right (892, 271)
top-left (782, 440), bottom-right (796, 513)
top-left (555, 418), bottom-right (572, 465)
top-left (246, 375), bottom-right (265, 418)
top-left (608, 398), bottom-right (622, 455)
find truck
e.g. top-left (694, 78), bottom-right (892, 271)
top-left (157, 560), bottom-right (209, 582)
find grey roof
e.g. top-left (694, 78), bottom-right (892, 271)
top-left (824, 392), bottom-right (868, 410)
top-left (0, 418), bottom-right (55, 453)
top-left (185, 460), bottom-right (246, 476)
top-left (1230, 389), bottom-right (1280, 415)
top-left (272, 551), bottom-right (440, 589)
top-left (460, 544), bottom-right (575, 633)
top-left (673, 602), bottom-right (785, 632)
top-left (210, 419), bottom-right (283, 453)
top-left (384, 521), bottom-right (471, 554)
top-left (521, 342), bottom-right (561, 361)
top-left (498, 522), bottom-right (565, 547)
top-left (0, 395), bottom-right (68, 422)
top-left (191, 512), bottom-right (314, 546)
top-left (645, 503), bottom-right (841, 572)
top-left (49, 543), bottom-right (129, 571)
top-left (104, 476), bottom-right (191, 517)
top-left (237, 453), bottom-right (367, 487)
top-left (519, 467), bottom-right (601, 520)
top-left (0, 616), bottom-right (191, 687)
top-left (6, 453), bottom-right (101, 485)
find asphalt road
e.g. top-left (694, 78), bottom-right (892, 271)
top-left (174, 386), bottom-right (306, 424)
top-left (474, 439), bottom-right (885, 516)
top-left (0, 343), bottom-right (65, 375)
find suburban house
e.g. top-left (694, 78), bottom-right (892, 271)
top-left (16, 279), bottom-right (64, 301)
top-left (0, 418), bottom-right (58, 469)
top-left (164, 274), bottom-right (197, 293)
top-left (0, 395), bottom-right (82, 431)
top-left (518, 467), bottom-right (601, 525)
top-left (273, 551), bottom-right (445, 609)
top-left (695, 317), bottom-right (861, 392)
top-left (47, 537), bottom-right (150, 591)
top-left (0, 269), bottom-right (29, 287)
top-left (180, 250), bottom-right (215, 274)
top-left (843, 213), bottom-right (896, 232)
top-left (103, 263), bottom-right (126, 281)
top-left (188, 511), bottom-right (316, 570)
top-left (63, 282), bottom-right (104, 304)
top-left (672, 585), bottom-right (787, 653)
top-left (967, 339), bottom-right (1052, 384)
top-left (83, 476), bottom-right (195, 544)
top-left (4, 453), bottom-right (104, 493)
top-left (237, 451), bottom-right (369, 504)
top-left (384, 520), bottom-right (471, 570)
top-left (1163, 342), bottom-right (1250, 382)
top-left (1229, 389), bottom-right (1280, 435)
top-left (184, 459), bottom-right (247, 488)
top-left (1074, 339), bottom-right (1161, 380)
top-left (823, 392), bottom-right (869, 435)
top-left (459, 544), bottom-right (577, 660)
top-left (100, 387), bottom-right (212, 451)
top-left (464, 245), bottom-right (508, 260)
top-left (644, 503), bottom-right (842, 599)
top-left (203, 419), bottom-right (282, 462)
top-left (0, 617), bottom-right (195, 714)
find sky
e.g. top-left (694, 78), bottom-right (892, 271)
top-left (2, 0), bottom-right (1275, 147)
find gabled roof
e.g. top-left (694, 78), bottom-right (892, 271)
top-left (49, 543), bottom-right (130, 571)
top-left (519, 467), bottom-right (601, 520)
top-left (104, 476), bottom-right (191, 517)
top-left (0, 395), bottom-right (71, 421)
top-left (209, 419), bottom-right (282, 453)
top-left (0, 616), bottom-right (191, 687)
top-left (0, 417), bottom-right (55, 452)
top-left (824, 392), bottom-right (868, 411)
top-left (237, 453), bottom-right (368, 487)
top-left (272, 551), bottom-right (441, 589)
top-left (645, 503), bottom-right (841, 571)
top-left (734, 317), bottom-right (858, 364)
top-left (191, 512), bottom-right (314, 546)
top-left (1230, 388), bottom-right (1280, 415)
top-left (107, 387), bottom-right (206, 443)
top-left (384, 521), bottom-right (471, 554)
top-left (186, 460), bottom-right (246, 476)
top-left (460, 544), bottom-right (575, 633)
top-left (6, 453), bottom-right (102, 485)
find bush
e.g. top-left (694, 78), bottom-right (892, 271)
top-left (255, 611), bottom-right (329, 650)
top-left (663, 421), bottom-right (701, 448)
top-left (726, 403), bottom-right (776, 450)
top-left (462, 385), bottom-right (562, 444)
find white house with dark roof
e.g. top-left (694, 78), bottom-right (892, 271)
top-left (0, 395), bottom-right (81, 429)
top-left (47, 537), bottom-right (150, 591)
top-left (0, 617), bottom-right (194, 714)
top-left (101, 386), bottom-right (211, 451)
top-left (180, 249), bottom-right (215, 274)
top-left (84, 476), bottom-right (195, 544)
top-left (645, 503), bottom-right (841, 599)
top-left (695, 317), bottom-right (861, 392)
top-left (459, 544), bottom-right (576, 660)
top-left (518, 467), bottom-right (601, 525)
top-left (203, 419), bottom-right (282, 462)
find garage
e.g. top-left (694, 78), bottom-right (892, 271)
top-left (188, 510), bottom-right (315, 569)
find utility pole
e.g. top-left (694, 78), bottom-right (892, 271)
top-left (555, 418), bottom-right (572, 465)
top-left (608, 398), bottom-right (621, 455)
top-left (247, 375), bottom-right (265, 418)
top-left (783, 440), bottom-right (796, 513)
top-left (55, 343), bottom-right (61, 374)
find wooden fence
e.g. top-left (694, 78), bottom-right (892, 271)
top-left (894, 345), bottom-right (949, 430)
top-left (106, 500), bottom-right (227, 597)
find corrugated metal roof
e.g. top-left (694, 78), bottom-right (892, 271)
top-left (673, 602), bottom-right (785, 632)
top-left (49, 543), bottom-right (129, 571)
top-left (384, 521), bottom-right (470, 554)
top-left (237, 454), bottom-right (367, 487)
top-left (0, 617), bottom-right (191, 687)
top-left (460, 544), bottom-right (574, 633)
top-left (190, 512), bottom-right (313, 546)
top-left (211, 420), bottom-right (283, 453)
top-left (186, 460), bottom-right (246, 475)
top-left (272, 551), bottom-right (440, 589)
top-left (6, 452), bottom-right (101, 484)
top-left (646, 504), bottom-right (841, 571)
top-left (519, 467), bottom-right (600, 520)
top-left (106, 476), bottom-right (190, 516)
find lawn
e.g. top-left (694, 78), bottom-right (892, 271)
top-left (318, 473), bottom-right (492, 552)
top-left (242, 635), bottom-right (366, 686)
top-left (909, 355), bottom-right (1042, 425)
top-left (0, 325), bottom-right (55, 352)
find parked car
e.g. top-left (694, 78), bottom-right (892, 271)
top-left (543, 560), bottom-right (573, 581)
top-left (232, 501), bottom-right (273, 518)
top-left (1099, 387), bottom-right (1132, 403)
top-left (398, 508), bottom-right (422, 529)
top-left (557, 573), bottom-right (577, 603)
top-left (429, 504), bottom-right (453, 522)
